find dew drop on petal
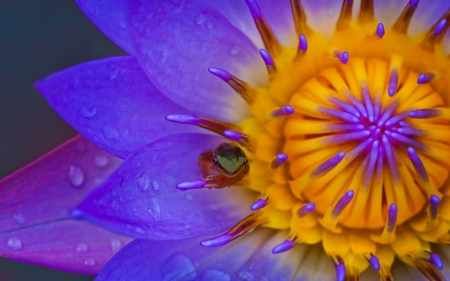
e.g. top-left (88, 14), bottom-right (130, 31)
top-left (94, 155), bottom-right (109, 168)
top-left (102, 126), bottom-right (119, 141)
top-left (68, 165), bottom-right (85, 187)
top-left (13, 214), bottom-right (25, 224)
top-left (160, 254), bottom-right (196, 281)
top-left (186, 194), bottom-right (193, 201)
top-left (236, 272), bottom-right (254, 281)
top-left (110, 239), bottom-right (122, 253)
top-left (84, 258), bottom-right (96, 267)
top-left (229, 45), bottom-right (241, 55)
top-left (148, 198), bottom-right (161, 220)
top-left (7, 237), bottom-right (22, 251)
top-left (79, 106), bottom-right (97, 118)
top-left (152, 180), bottom-right (159, 191)
top-left (200, 270), bottom-right (231, 281)
top-left (194, 13), bottom-right (205, 25)
top-left (206, 20), bottom-right (214, 29)
top-left (108, 69), bottom-right (120, 80)
top-left (137, 175), bottom-right (150, 192)
top-left (76, 243), bottom-right (88, 253)
top-left (136, 227), bottom-right (144, 234)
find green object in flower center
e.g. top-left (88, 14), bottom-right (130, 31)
top-left (213, 143), bottom-right (247, 175)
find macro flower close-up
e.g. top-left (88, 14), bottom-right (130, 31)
top-left (4, 0), bottom-right (450, 280)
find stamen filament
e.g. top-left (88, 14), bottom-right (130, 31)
top-left (336, 0), bottom-right (354, 31)
top-left (208, 67), bottom-right (256, 104)
top-left (322, 190), bottom-right (354, 231)
top-left (428, 194), bottom-right (440, 227)
top-left (270, 105), bottom-right (294, 119)
top-left (392, 0), bottom-right (419, 33)
top-left (311, 152), bottom-right (345, 178)
top-left (271, 153), bottom-right (288, 170)
top-left (166, 114), bottom-right (241, 137)
top-left (259, 49), bottom-right (277, 76)
top-left (358, 0), bottom-right (374, 23)
top-left (289, 0), bottom-right (310, 36)
top-left (380, 203), bottom-right (397, 243)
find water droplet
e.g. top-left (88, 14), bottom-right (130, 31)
top-left (137, 175), bottom-right (150, 192)
top-left (186, 194), bottom-right (193, 201)
top-left (236, 272), bottom-right (254, 281)
top-left (229, 45), bottom-right (241, 55)
top-left (152, 180), bottom-right (159, 191)
top-left (94, 155), bottom-right (109, 168)
top-left (160, 254), bottom-right (196, 281)
top-left (194, 13), bottom-right (205, 25)
top-left (76, 243), bottom-right (88, 253)
top-left (206, 20), bottom-right (214, 29)
top-left (102, 126), bottom-right (119, 141)
top-left (108, 69), bottom-right (120, 80)
top-left (79, 106), bottom-right (97, 118)
top-left (148, 198), bottom-right (161, 220)
top-left (7, 237), bottom-right (22, 251)
top-left (84, 258), bottom-right (96, 267)
top-left (13, 214), bottom-right (25, 224)
top-left (135, 227), bottom-right (144, 234)
top-left (201, 270), bottom-right (231, 281)
top-left (68, 165), bottom-right (84, 187)
top-left (110, 239), bottom-right (122, 253)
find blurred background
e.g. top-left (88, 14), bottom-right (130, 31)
top-left (0, 0), bottom-right (124, 280)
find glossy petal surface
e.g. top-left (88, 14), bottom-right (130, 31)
top-left (74, 133), bottom-right (253, 239)
top-left (36, 56), bottom-right (201, 159)
top-left (128, 0), bottom-right (266, 123)
top-left (0, 135), bottom-right (132, 274)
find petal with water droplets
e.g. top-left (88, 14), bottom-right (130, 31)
top-left (36, 56), bottom-right (202, 159)
top-left (0, 135), bottom-right (132, 274)
top-left (73, 133), bottom-right (254, 239)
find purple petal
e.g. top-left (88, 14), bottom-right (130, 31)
top-left (95, 229), bottom-right (274, 281)
top-left (73, 133), bottom-right (254, 240)
top-left (0, 135), bottom-right (132, 274)
top-left (36, 56), bottom-right (202, 159)
top-left (127, 0), bottom-right (265, 123)
top-left (75, 0), bottom-right (133, 54)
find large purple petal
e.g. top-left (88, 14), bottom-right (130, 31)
top-left (36, 56), bottom-right (202, 159)
top-left (0, 135), bottom-right (132, 274)
top-left (128, 0), bottom-right (266, 123)
top-left (73, 133), bottom-right (254, 240)
top-left (95, 229), bottom-right (275, 281)
top-left (75, 0), bottom-right (133, 54)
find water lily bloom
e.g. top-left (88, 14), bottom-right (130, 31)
top-left (4, 0), bottom-right (450, 280)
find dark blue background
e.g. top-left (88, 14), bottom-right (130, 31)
top-left (0, 0), bottom-right (124, 280)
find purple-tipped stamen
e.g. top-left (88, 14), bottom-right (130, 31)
top-left (326, 130), bottom-right (371, 144)
top-left (272, 239), bottom-right (296, 254)
top-left (328, 96), bottom-right (361, 118)
top-left (331, 190), bottom-right (354, 218)
top-left (311, 152), bottom-right (346, 178)
top-left (376, 23), bottom-right (385, 38)
top-left (408, 109), bottom-right (440, 118)
top-left (417, 73), bottom-right (435, 84)
top-left (409, 0), bottom-right (419, 8)
top-left (335, 258), bottom-right (346, 281)
top-left (260, 49), bottom-right (276, 74)
top-left (251, 198), bottom-right (268, 211)
top-left (367, 253), bottom-right (381, 271)
top-left (388, 132), bottom-right (426, 150)
top-left (381, 136), bottom-right (400, 183)
top-left (363, 141), bottom-right (379, 187)
top-left (388, 69), bottom-right (398, 97)
top-left (429, 253), bottom-right (444, 270)
top-left (297, 202), bottom-right (316, 217)
top-left (271, 153), bottom-right (288, 170)
top-left (377, 101), bottom-right (399, 127)
top-left (334, 51), bottom-right (349, 64)
top-left (245, 0), bottom-right (263, 19)
top-left (362, 85), bottom-right (375, 122)
top-left (176, 179), bottom-right (208, 190)
top-left (271, 105), bottom-right (294, 118)
top-left (397, 127), bottom-right (426, 136)
top-left (298, 34), bottom-right (308, 51)
top-left (208, 67), bottom-right (232, 82)
top-left (429, 194), bottom-right (440, 221)
top-left (434, 19), bottom-right (447, 35)
top-left (407, 147), bottom-right (430, 183)
top-left (224, 130), bottom-right (246, 142)
top-left (345, 92), bottom-right (368, 118)
top-left (201, 234), bottom-right (233, 247)
top-left (384, 112), bottom-right (408, 127)
top-left (387, 203), bottom-right (397, 233)
top-left (319, 107), bottom-right (359, 123)
top-left (165, 114), bottom-right (201, 125)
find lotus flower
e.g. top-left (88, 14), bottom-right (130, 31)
top-left (2, 0), bottom-right (450, 280)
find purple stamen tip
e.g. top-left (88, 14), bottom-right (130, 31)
top-left (283, 105), bottom-right (294, 115)
top-left (408, 109), bottom-right (439, 118)
top-left (430, 194), bottom-right (440, 205)
top-left (335, 261), bottom-right (346, 281)
top-left (417, 73), bottom-right (428, 84)
top-left (299, 34), bottom-right (308, 51)
top-left (368, 254), bottom-right (380, 271)
top-left (388, 86), bottom-right (396, 97)
top-left (176, 179), bottom-right (206, 190)
top-left (387, 203), bottom-right (398, 232)
top-left (409, 0), bottom-right (419, 7)
top-left (201, 234), bottom-right (233, 247)
top-left (407, 147), bottom-right (429, 182)
top-left (224, 130), bottom-right (244, 142)
top-left (340, 52), bottom-right (349, 64)
top-left (165, 114), bottom-right (200, 125)
top-left (430, 253), bottom-right (443, 270)
top-left (259, 49), bottom-right (274, 66)
top-left (276, 153), bottom-right (288, 162)
top-left (245, 0), bottom-right (263, 20)
top-left (332, 190), bottom-right (354, 217)
top-left (434, 19), bottom-right (447, 35)
top-left (208, 67), bottom-right (232, 82)
top-left (376, 23), bottom-right (385, 38)
top-left (251, 198), bottom-right (268, 211)
top-left (312, 152), bottom-right (345, 177)
top-left (272, 240), bottom-right (295, 254)
top-left (297, 202), bottom-right (316, 217)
